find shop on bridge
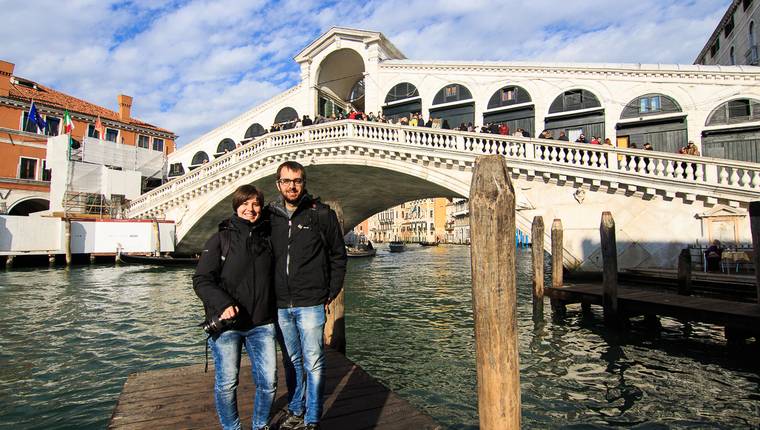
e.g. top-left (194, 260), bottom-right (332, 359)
top-left (702, 98), bottom-right (760, 162)
top-left (482, 85), bottom-right (535, 136)
top-left (429, 84), bottom-right (475, 128)
top-left (382, 82), bottom-right (421, 121)
top-left (544, 89), bottom-right (604, 141)
top-left (615, 93), bottom-right (687, 153)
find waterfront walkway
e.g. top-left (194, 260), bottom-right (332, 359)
top-left (108, 347), bottom-right (441, 429)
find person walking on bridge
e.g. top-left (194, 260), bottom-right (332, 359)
top-left (269, 161), bottom-right (347, 430)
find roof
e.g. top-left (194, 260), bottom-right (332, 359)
top-left (5, 77), bottom-right (175, 136)
top-left (694, 0), bottom-right (741, 64)
top-left (294, 27), bottom-right (405, 63)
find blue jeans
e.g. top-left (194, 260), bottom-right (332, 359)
top-left (278, 305), bottom-right (326, 424)
top-left (209, 323), bottom-right (277, 430)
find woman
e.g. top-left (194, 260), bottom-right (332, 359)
top-left (193, 185), bottom-right (276, 430)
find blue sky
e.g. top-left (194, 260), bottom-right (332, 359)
top-left (0, 0), bottom-right (729, 146)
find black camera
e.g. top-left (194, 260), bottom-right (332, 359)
top-left (201, 315), bottom-right (235, 335)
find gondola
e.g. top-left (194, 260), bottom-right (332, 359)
top-left (346, 240), bottom-right (377, 258)
top-left (419, 241), bottom-right (439, 247)
top-left (388, 241), bottom-right (406, 253)
top-left (118, 253), bottom-right (199, 266)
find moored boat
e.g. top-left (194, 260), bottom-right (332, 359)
top-left (389, 241), bottom-right (406, 252)
top-left (419, 241), bottom-right (439, 247)
top-left (347, 240), bottom-right (377, 258)
top-left (118, 253), bottom-right (199, 266)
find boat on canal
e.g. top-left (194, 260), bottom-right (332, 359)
top-left (347, 241), bottom-right (377, 258)
top-left (389, 241), bottom-right (406, 252)
top-left (118, 253), bottom-right (199, 266)
top-left (419, 240), bottom-right (439, 247)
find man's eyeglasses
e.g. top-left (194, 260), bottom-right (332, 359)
top-left (277, 178), bottom-right (304, 186)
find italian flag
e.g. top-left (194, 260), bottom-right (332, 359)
top-left (63, 110), bottom-right (74, 134)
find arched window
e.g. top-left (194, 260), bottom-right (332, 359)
top-left (191, 151), bottom-right (209, 166)
top-left (487, 85), bottom-right (532, 109)
top-left (244, 123), bottom-right (266, 139)
top-left (730, 46), bottom-right (736, 65)
top-left (548, 89), bottom-right (601, 114)
top-left (432, 84), bottom-right (473, 105)
top-left (706, 98), bottom-right (760, 126)
top-left (216, 138), bottom-right (236, 154)
top-left (385, 83), bottom-right (419, 103)
top-left (750, 21), bottom-right (756, 46)
top-left (274, 107), bottom-right (298, 125)
top-left (619, 93), bottom-right (682, 119)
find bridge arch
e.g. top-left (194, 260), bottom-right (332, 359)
top-left (545, 88), bottom-right (605, 141)
top-left (382, 82), bottom-right (421, 121)
top-left (215, 138), bottom-right (236, 156)
top-left (616, 93), bottom-right (687, 153)
top-left (243, 123), bottom-right (266, 140)
top-left (483, 85), bottom-right (535, 136)
top-left (316, 48), bottom-right (366, 115)
top-left (703, 97), bottom-right (760, 161)
top-left (430, 83), bottom-right (475, 128)
top-left (7, 197), bottom-right (49, 216)
top-left (190, 151), bottom-right (210, 168)
top-left (274, 107), bottom-right (299, 128)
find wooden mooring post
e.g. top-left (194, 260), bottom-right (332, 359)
top-left (469, 155), bottom-right (520, 429)
top-left (677, 248), bottom-right (692, 296)
top-left (600, 212), bottom-right (619, 325)
top-left (64, 218), bottom-right (72, 266)
top-left (750, 201), bottom-right (760, 304)
top-left (550, 219), bottom-right (565, 315)
top-left (531, 216), bottom-right (545, 323)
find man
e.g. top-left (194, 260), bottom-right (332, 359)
top-left (269, 161), bottom-right (347, 430)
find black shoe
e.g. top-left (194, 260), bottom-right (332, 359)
top-left (280, 410), bottom-right (305, 430)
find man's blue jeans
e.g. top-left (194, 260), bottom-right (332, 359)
top-left (278, 305), bottom-right (326, 425)
top-left (208, 323), bottom-right (277, 430)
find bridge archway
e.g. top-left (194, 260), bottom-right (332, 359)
top-left (215, 138), bottom-right (236, 156)
top-left (383, 82), bottom-right (421, 121)
top-left (316, 48), bottom-right (366, 116)
top-left (274, 107), bottom-right (299, 129)
top-left (8, 197), bottom-right (49, 215)
top-left (483, 85), bottom-right (534, 136)
top-left (703, 97), bottom-right (760, 161)
top-left (244, 123), bottom-right (266, 141)
top-left (545, 89), bottom-right (605, 141)
top-left (616, 93), bottom-right (686, 153)
top-left (430, 83), bottom-right (475, 128)
top-left (190, 151), bottom-right (209, 169)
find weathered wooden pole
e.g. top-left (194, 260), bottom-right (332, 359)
top-left (531, 216), bottom-right (545, 323)
top-left (551, 219), bottom-right (563, 288)
top-left (152, 220), bottom-right (161, 257)
top-left (323, 200), bottom-right (346, 354)
top-left (677, 248), bottom-right (692, 296)
top-left (600, 212), bottom-right (619, 325)
top-left (750, 201), bottom-right (760, 304)
top-left (469, 155), bottom-right (520, 429)
top-left (64, 218), bottom-right (72, 266)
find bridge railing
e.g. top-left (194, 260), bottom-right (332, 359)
top-left (128, 120), bottom-right (760, 216)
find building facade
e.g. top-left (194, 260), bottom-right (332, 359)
top-left (0, 60), bottom-right (176, 215)
top-left (169, 27), bottom-right (760, 174)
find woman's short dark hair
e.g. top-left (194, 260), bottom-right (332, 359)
top-left (276, 161), bottom-right (306, 181)
top-left (232, 185), bottom-right (264, 211)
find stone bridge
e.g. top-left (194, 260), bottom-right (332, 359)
top-left (127, 120), bottom-right (760, 271)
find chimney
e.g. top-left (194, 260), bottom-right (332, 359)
top-left (0, 60), bottom-right (15, 98)
top-left (118, 94), bottom-right (132, 121)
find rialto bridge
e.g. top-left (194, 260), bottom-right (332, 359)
top-left (128, 120), bottom-right (760, 272)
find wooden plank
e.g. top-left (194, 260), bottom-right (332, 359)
top-left (109, 347), bottom-right (441, 429)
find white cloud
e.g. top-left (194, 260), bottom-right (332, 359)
top-left (0, 0), bottom-right (730, 147)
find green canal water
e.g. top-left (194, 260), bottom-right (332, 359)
top-left (0, 246), bottom-right (758, 429)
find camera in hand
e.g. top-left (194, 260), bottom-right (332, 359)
top-left (201, 314), bottom-right (236, 335)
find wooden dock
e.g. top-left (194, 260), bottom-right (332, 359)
top-left (546, 283), bottom-right (760, 334)
top-left (109, 347), bottom-right (441, 429)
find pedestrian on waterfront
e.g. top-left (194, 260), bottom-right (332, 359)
top-left (269, 161), bottom-right (347, 430)
top-left (193, 185), bottom-right (277, 430)
top-left (705, 239), bottom-right (724, 272)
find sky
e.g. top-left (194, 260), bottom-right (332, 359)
top-left (0, 0), bottom-right (730, 147)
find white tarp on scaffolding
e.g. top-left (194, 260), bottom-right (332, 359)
top-left (82, 137), bottom-right (165, 178)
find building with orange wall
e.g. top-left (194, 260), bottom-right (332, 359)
top-left (0, 60), bottom-right (176, 215)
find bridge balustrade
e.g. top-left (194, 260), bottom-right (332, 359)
top-left (127, 120), bottom-right (760, 218)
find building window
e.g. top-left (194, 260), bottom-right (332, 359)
top-left (501, 88), bottom-right (516, 102)
top-left (153, 138), bottom-right (164, 152)
top-left (22, 112), bottom-right (40, 133)
top-left (751, 21), bottom-right (756, 47)
top-left (87, 124), bottom-right (100, 139)
top-left (137, 135), bottom-right (150, 148)
top-left (728, 99), bottom-right (751, 118)
top-left (730, 46), bottom-right (736, 65)
top-left (639, 95), bottom-right (661, 113)
top-left (18, 157), bottom-right (37, 180)
top-left (744, 0), bottom-right (753, 11)
top-left (105, 128), bottom-right (118, 142)
top-left (710, 38), bottom-right (720, 57)
top-left (41, 159), bottom-right (51, 181)
top-left (45, 116), bottom-right (60, 136)
top-left (444, 85), bottom-right (458, 98)
top-left (725, 16), bottom-right (735, 37)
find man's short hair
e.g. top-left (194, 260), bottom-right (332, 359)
top-left (276, 161), bottom-right (306, 181)
top-left (232, 184), bottom-right (264, 211)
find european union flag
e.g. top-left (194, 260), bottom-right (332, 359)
top-left (28, 101), bottom-right (47, 132)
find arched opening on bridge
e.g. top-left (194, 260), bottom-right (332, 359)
top-left (215, 138), bottom-right (236, 157)
top-left (616, 93), bottom-right (686, 153)
top-left (8, 198), bottom-right (49, 216)
top-left (382, 82), bottom-right (421, 121)
top-left (190, 151), bottom-right (209, 170)
top-left (483, 85), bottom-right (534, 136)
top-left (702, 98), bottom-right (760, 162)
top-left (430, 83), bottom-right (475, 128)
top-left (274, 107), bottom-right (299, 129)
top-left (544, 89), bottom-right (604, 142)
top-left (243, 123), bottom-right (266, 142)
top-left (316, 48), bottom-right (366, 117)
top-left (168, 162), bottom-right (185, 178)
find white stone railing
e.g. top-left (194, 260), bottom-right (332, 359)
top-left (128, 120), bottom-right (760, 217)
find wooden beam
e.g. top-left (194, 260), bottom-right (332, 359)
top-left (600, 212), bottom-right (618, 325)
top-left (531, 215), bottom-right (545, 323)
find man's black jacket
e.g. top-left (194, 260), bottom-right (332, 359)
top-left (269, 193), bottom-right (347, 308)
top-left (192, 213), bottom-right (275, 330)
